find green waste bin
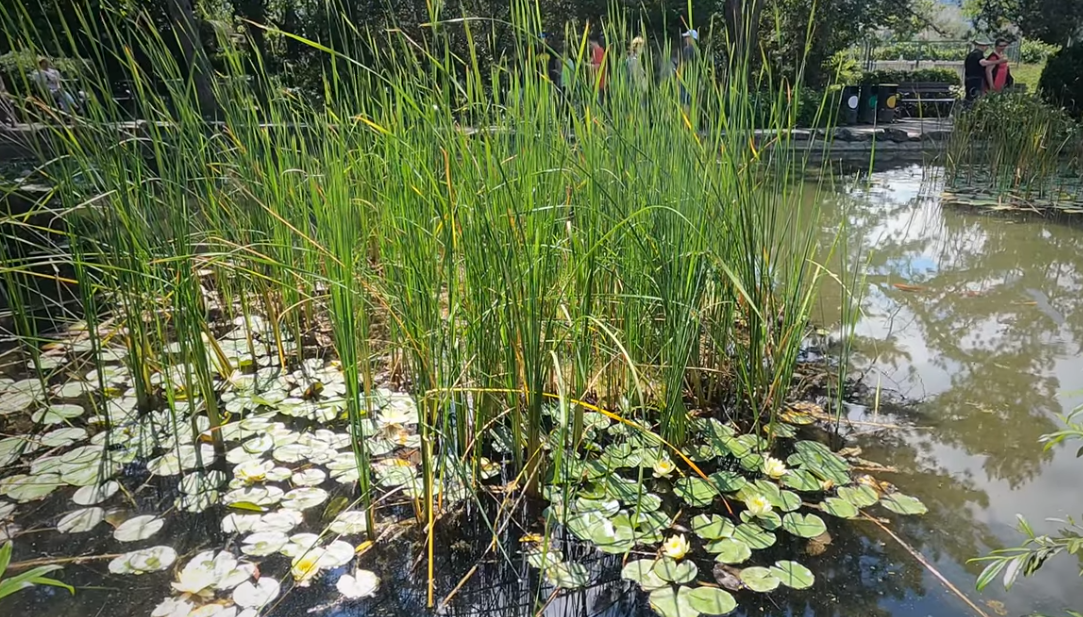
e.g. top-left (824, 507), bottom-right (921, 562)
top-left (876, 84), bottom-right (899, 123)
top-left (858, 84), bottom-right (878, 124)
top-left (839, 86), bottom-right (860, 125)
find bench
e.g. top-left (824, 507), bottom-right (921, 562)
top-left (897, 81), bottom-right (956, 118)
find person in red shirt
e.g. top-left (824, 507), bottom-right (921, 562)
top-left (589, 35), bottom-right (607, 96)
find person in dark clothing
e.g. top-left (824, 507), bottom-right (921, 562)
top-left (964, 39), bottom-right (990, 104)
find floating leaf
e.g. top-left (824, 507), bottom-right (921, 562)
top-left (687, 586), bottom-right (737, 615)
top-left (781, 513), bottom-right (827, 538)
top-left (709, 471), bottom-right (747, 493)
top-left (108, 546), bottom-right (177, 574)
top-left (692, 514), bottom-right (735, 540)
top-left (880, 493), bottom-right (927, 515)
top-left (838, 485), bottom-right (879, 508)
top-left (674, 477), bottom-right (718, 508)
top-left (114, 515), bottom-right (164, 542)
top-left (740, 510), bottom-right (781, 530)
top-left (648, 586), bottom-right (699, 617)
top-left (740, 453), bottom-right (764, 472)
top-left (653, 557), bottom-right (698, 584)
top-left (574, 497), bottom-right (620, 516)
top-left (733, 523), bottom-right (776, 549)
top-left (336, 570), bottom-right (379, 599)
top-left (707, 538), bottom-right (751, 564)
top-left (57, 507), bottom-right (105, 533)
top-left (821, 497), bottom-right (859, 519)
top-left (770, 560), bottom-right (815, 589)
top-left (740, 566), bottom-right (780, 592)
top-left (228, 501), bottom-right (267, 513)
top-left (546, 562), bottom-right (589, 589)
top-left (525, 546), bottom-right (563, 569)
top-left (621, 559), bottom-right (668, 591)
top-left (781, 469), bottom-right (822, 492)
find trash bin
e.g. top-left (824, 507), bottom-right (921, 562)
top-left (839, 86), bottom-right (860, 125)
top-left (876, 84), bottom-right (899, 123)
top-left (858, 84), bottom-right (878, 124)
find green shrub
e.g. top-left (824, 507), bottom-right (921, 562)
top-left (1038, 45), bottom-right (1083, 119)
top-left (1019, 39), bottom-right (1061, 64)
top-left (859, 68), bottom-right (959, 86)
top-left (872, 42), bottom-right (967, 62)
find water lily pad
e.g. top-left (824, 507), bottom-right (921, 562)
top-left (1, 473), bottom-right (61, 502)
top-left (57, 507), bottom-right (105, 533)
top-left (770, 560), bottom-right (815, 589)
top-left (261, 510), bottom-right (304, 533)
top-left (880, 493), bottom-right (927, 515)
top-left (838, 485), bottom-right (879, 508)
top-left (781, 469), bottom-right (822, 492)
top-left (273, 443), bottom-right (311, 464)
top-left (319, 540), bottom-right (356, 568)
top-left (233, 577), bottom-right (280, 608)
top-left (653, 557), bottom-right (698, 584)
top-left (109, 546), bottom-right (177, 574)
top-left (114, 515), bottom-right (165, 542)
top-left (740, 566), bottom-right (780, 592)
top-left (781, 513), bottom-right (827, 538)
top-left (732, 523), bottom-right (776, 549)
top-left (70, 478), bottom-right (118, 502)
top-left (337, 570), bottom-right (379, 599)
top-left (648, 586), bottom-right (699, 617)
top-left (0, 437), bottom-right (29, 466)
top-left (707, 538), bottom-right (752, 564)
top-left (329, 511), bottom-right (369, 536)
top-left (621, 559), bottom-right (668, 591)
top-left (33, 404), bottom-right (85, 425)
top-left (280, 487), bottom-right (329, 510)
top-left (740, 510), bottom-right (782, 530)
top-left (242, 531), bottom-right (290, 556)
top-left (674, 477), bottom-right (718, 508)
top-left (40, 427), bottom-right (87, 448)
top-left (787, 441), bottom-right (851, 486)
top-left (821, 497), bottom-right (859, 519)
top-left (692, 514), bottom-right (735, 540)
top-left (687, 586), bottom-right (737, 615)
top-left (709, 471), bottom-right (747, 493)
top-left (546, 561), bottom-right (589, 589)
top-left (223, 486), bottom-right (284, 507)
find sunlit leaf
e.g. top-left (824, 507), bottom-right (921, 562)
top-left (781, 513), bottom-right (827, 538)
top-left (739, 566), bottom-right (780, 592)
top-left (770, 560), bottom-right (815, 589)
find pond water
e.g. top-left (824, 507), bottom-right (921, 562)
top-left (2, 163), bottom-right (1081, 617)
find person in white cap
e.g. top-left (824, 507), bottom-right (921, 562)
top-left (678, 29), bottom-right (699, 107)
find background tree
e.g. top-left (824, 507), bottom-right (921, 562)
top-left (964, 0), bottom-right (1083, 46)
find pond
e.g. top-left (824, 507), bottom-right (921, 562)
top-left (1, 162), bottom-right (1080, 617)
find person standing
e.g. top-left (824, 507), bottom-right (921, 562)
top-left (985, 39), bottom-right (1013, 93)
top-left (34, 58), bottom-right (75, 114)
top-left (589, 34), bottom-right (607, 100)
top-left (964, 39), bottom-right (990, 104)
top-left (626, 36), bottom-right (649, 97)
top-left (0, 74), bottom-right (16, 126)
top-left (678, 29), bottom-right (699, 108)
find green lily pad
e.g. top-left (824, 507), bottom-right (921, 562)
top-left (740, 510), bottom-right (782, 530)
top-left (622, 559), bottom-right (668, 591)
top-left (821, 497), bottom-right (859, 519)
top-left (525, 546), bottom-right (563, 569)
top-left (546, 561), bottom-right (589, 589)
top-left (880, 493), bottom-right (928, 515)
top-left (632, 493), bottom-right (663, 513)
top-left (691, 514), bottom-right (735, 540)
top-left (763, 422), bottom-right (796, 439)
top-left (673, 477), bottom-right (718, 508)
top-left (838, 485), bottom-right (879, 508)
top-left (770, 560), bottom-right (815, 589)
top-left (687, 586), bottom-right (737, 615)
top-left (709, 471), bottom-right (747, 493)
top-left (740, 453), bottom-right (764, 472)
top-left (732, 523), bottom-right (776, 549)
top-left (787, 441), bottom-right (851, 486)
top-left (707, 538), bottom-right (751, 564)
top-left (649, 586), bottom-right (700, 617)
top-left (633, 509), bottom-right (671, 533)
top-left (653, 557), bottom-right (698, 584)
top-left (575, 497), bottom-right (620, 516)
top-left (781, 513), bottom-right (828, 538)
top-left (781, 469), bottom-right (822, 492)
top-left (740, 566), bottom-right (780, 592)
top-left (593, 522), bottom-right (635, 554)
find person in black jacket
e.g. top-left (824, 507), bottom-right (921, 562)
top-left (964, 39), bottom-right (991, 104)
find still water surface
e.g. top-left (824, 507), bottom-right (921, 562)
top-left (4, 164), bottom-right (1082, 617)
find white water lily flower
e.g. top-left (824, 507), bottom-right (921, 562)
top-left (652, 458), bottom-right (676, 478)
top-left (72, 481), bottom-right (120, 506)
top-left (376, 405), bottom-right (416, 427)
top-left (281, 487), bottom-right (329, 511)
top-left (290, 549), bottom-right (326, 586)
top-left (337, 570), bottom-right (380, 599)
top-left (241, 531), bottom-right (290, 556)
top-left (172, 550), bottom-right (253, 595)
top-left (221, 513), bottom-right (262, 534)
top-left (291, 468), bottom-right (326, 487)
top-left (260, 510), bottom-right (303, 533)
top-left (114, 514), bottom-right (165, 542)
top-left (232, 577), bottom-right (280, 608)
top-left (329, 511), bottom-right (369, 536)
top-left (662, 534), bottom-right (691, 560)
top-left (745, 494), bottom-right (773, 517)
top-left (152, 597), bottom-right (194, 617)
top-left (108, 546), bottom-right (177, 574)
top-left (762, 455), bottom-right (788, 479)
top-left (233, 459), bottom-right (274, 484)
top-left (57, 507), bottom-right (105, 533)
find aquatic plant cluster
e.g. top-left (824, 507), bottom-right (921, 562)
top-left (0, 3), bottom-right (921, 616)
